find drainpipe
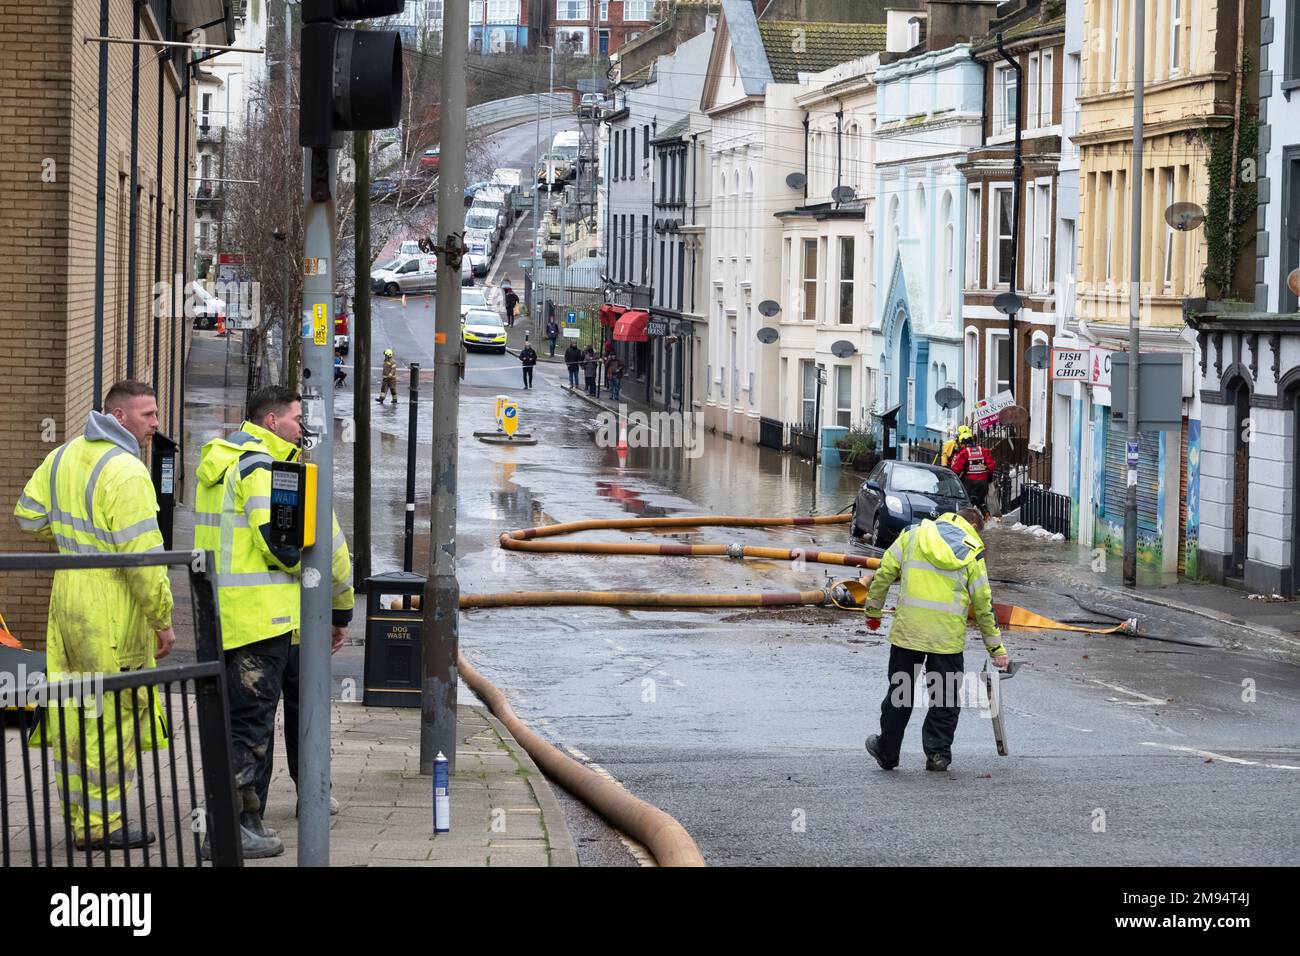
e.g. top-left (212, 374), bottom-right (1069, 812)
top-left (153, 58), bottom-right (165, 394)
top-left (170, 75), bottom-right (181, 437)
top-left (1224, 0), bottom-right (1246, 295)
top-left (180, 67), bottom-right (191, 495)
top-left (93, 0), bottom-right (110, 410)
top-left (127, 0), bottom-right (143, 378)
top-left (802, 111), bottom-right (810, 201)
top-left (996, 32), bottom-right (1023, 399)
top-left (835, 102), bottom-right (843, 201)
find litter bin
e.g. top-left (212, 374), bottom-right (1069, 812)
top-left (362, 571), bottom-right (426, 708)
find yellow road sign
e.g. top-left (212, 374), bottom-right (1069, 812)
top-left (501, 402), bottom-right (519, 437)
top-left (312, 303), bottom-right (328, 346)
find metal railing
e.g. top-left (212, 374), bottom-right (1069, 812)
top-left (1, 550), bottom-right (241, 868)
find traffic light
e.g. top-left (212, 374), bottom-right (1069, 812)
top-left (300, 0), bottom-right (406, 149)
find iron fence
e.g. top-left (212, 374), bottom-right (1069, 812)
top-left (759, 417), bottom-right (783, 451)
top-left (1, 551), bottom-right (240, 867)
top-left (787, 420), bottom-right (818, 460)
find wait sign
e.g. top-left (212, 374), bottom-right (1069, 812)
top-left (1051, 348), bottom-right (1089, 381)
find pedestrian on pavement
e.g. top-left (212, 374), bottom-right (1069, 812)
top-left (14, 381), bottom-right (176, 851)
top-left (333, 349), bottom-right (347, 387)
top-left (583, 345), bottom-right (599, 396)
top-left (519, 338), bottom-right (537, 389)
top-left (378, 348), bottom-right (398, 405)
top-left (504, 286), bottom-right (520, 327)
top-left (863, 508), bottom-right (1007, 773)
top-left (564, 342), bottom-right (582, 388)
top-left (546, 317), bottom-right (559, 357)
top-left (194, 386), bottom-right (354, 858)
top-left (950, 426), bottom-right (995, 517)
top-left (605, 353), bottom-right (624, 401)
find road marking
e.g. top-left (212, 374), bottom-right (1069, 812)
top-left (1090, 680), bottom-right (1168, 706)
top-left (564, 746), bottom-right (589, 761)
top-left (1141, 742), bottom-right (1300, 770)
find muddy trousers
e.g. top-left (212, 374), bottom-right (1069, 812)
top-left (251, 643), bottom-right (304, 814)
top-left (224, 633), bottom-right (291, 814)
top-left (878, 645), bottom-right (964, 764)
top-left (379, 378), bottom-right (398, 403)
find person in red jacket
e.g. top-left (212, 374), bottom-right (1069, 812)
top-left (950, 426), bottom-right (995, 516)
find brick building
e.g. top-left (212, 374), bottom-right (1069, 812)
top-left (0, 0), bottom-right (228, 644)
top-left (552, 0), bottom-right (660, 57)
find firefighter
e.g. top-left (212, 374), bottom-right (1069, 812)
top-left (14, 381), bottom-right (176, 850)
top-left (193, 386), bottom-right (354, 858)
top-left (863, 508), bottom-right (1008, 772)
top-left (378, 348), bottom-right (398, 405)
top-left (950, 426), bottom-right (995, 516)
top-left (936, 426), bottom-right (961, 468)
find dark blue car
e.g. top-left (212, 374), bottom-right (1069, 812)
top-left (851, 460), bottom-right (971, 549)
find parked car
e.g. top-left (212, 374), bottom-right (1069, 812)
top-left (370, 254), bottom-right (437, 296)
top-left (461, 308), bottom-right (506, 353)
top-left (461, 252), bottom-right (480, 284)
top-left (464, 208), bottom-right (499, 255)
top-left (578, 94), bottom-right (605, 119)
top-left (472, 190), bottom-right (509, 236)
top-left (189, 281), bottom-right (226, 330)
top-left (370, 176), bottom-right (398, 201)
top-left (419, 146), bottom-right (440, 171)
top-left (850, 460), bottom-right (971, 549)
top-left (464, 180), bottom-right (493, 206)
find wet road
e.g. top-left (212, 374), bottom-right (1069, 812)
top-left (327, 326), bottom-right (1300, 865)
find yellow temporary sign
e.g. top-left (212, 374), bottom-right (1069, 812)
top-left (494, 394), bottom-right (508, 424)
top-left (312, 303), bottom-right (328, 346)
top-left (501, 401), bottom-right (519, 437)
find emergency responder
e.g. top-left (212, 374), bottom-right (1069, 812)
top-left (378, 348), bottom-right (398, 404)
top-left (193, 386), bottom-right (353, 858)
top-left (950, 426), bottom-right (995, 516)
top-left (863, 507), bottom-right (1008, 772)
top-left (14, 381), bottom-right (176, 850)
top-left (936, 426), bottom-right (960, 468)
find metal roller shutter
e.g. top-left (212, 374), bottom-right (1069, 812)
top-left (1102, 420), bottom-right (1159, 533)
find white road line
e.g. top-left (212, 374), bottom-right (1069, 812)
top-left (1141, 742), bottom-right (1300, 770)
top-left (1090, 679), bottom-right (1168, 706)
top-left (564, 745), bottom-right (589, 761)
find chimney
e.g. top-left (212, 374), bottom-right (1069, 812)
top-left (922, 0), bottom-right (1002, 51)
top-left (886, 8), bottom-right (928, 53)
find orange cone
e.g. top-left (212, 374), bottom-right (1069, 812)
top-left (617, 414), bottom-right (628, 452)
top-left (402, 293), bottom-right (408, 308)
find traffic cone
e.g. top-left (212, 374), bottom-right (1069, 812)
top-left (402, 293), bottom-right (408, 308)
top-left (617, 413), bottom-right (629, 452)
top-left (217, 313), bottom-right (226, 335)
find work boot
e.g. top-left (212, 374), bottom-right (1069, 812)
top-left (865, 735), bottom-right (897, 771)
top-left (238, 812), bottom-right (284, 859)
top-left (926, 754), bottom-right (951, 772)
top-left (376, 397), bottom-right (384, 403)
top-left (76, 824), bottom-right (156, 851)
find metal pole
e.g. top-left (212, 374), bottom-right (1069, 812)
top-left (404, 362), bottom-right (420, 573)
top-left (93, 0), bottom-right (109, 410)
top-left (298, 145), bottom-right (337, 866)
top-left (422, 0), bottom-right (468, 775)
top-left (1124, 0), bottom-right (1145, 587)
top-left (126, 0), bottom-right (141, 378)
top-left (996, 33), bottom-right (1023, 399)
top-left (354, 128), bottom-right (373, 588)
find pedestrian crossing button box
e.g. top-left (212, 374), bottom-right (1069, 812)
top-left (270, 461), bottom-right (318, 548)
top-left (363, 571), bottom-right (426, 708)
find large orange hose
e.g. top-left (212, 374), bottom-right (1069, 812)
top-left (462, 588), bottom-right (835, 609)
top-left (457, 653), bottom-right (706, 867)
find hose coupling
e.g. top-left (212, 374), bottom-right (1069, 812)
top-left (727, 543), bottom-right (744, 559)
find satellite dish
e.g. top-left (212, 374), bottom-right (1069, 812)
top-left (1289, 268), bottom-right (1300, 298)
top-left (1026, 344), bottom-right (1051, 370)
top-left (831, 185), bottom-right (856, 203)
top-left (999, 405), bottom-right (1029, 428)
top-left (1165, 201), bottom-right (1206, 232)
top-left (756, 327), bottom-right (780, 344)
top-left (935, 386), bottom-right (964, 411)
top-left (830, 340), bottom-right (857, 358)
top-left (785, 172), bottom-right (807, 190)
top-left (757, 299), bottom-right (781, 317)
top-left (993, 291), bottom-right (1023, 315)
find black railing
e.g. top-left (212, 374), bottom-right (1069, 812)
top-left (1020, 481), bottom-right (1072, 537)
top-left (759, 417), bottom-right (783, 451)
top-left (787, 420), bottom-right (817, 460)
top-left (1, 551), bottom-right (240, 867)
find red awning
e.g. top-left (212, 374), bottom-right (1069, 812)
top-left (599, 303), bottom-right (627, 327)
top-left (613, 310), bottom-right (650, 343)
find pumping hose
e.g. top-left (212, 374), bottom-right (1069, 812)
top-left (463, 589), bottom-right (835, 609)
top-left (458, 652), bottom-right (707, 867)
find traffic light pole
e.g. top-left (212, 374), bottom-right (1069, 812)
top-left (1124, 0), bottom-right (1145, 587)
top-left (421, 0), bottom-right (468, 775)
top-left (299, 145), bottom-right (337, 867)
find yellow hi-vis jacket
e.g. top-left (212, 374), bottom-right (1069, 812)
top-left (864, 513), bottom-right (1006, 658)
top-left (14, 410), bottom-right (173, 839)
top-left (194, 422), bottom-right (354, 651)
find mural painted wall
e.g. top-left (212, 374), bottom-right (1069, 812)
top-left (1185, 418), bottom-right (1200, 578)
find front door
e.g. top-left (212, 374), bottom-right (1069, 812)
top-left (1231, 380), bottom-right (1250, 576)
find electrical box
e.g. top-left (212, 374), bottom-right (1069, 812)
top-left (269, 461), bottom-right (318, 549)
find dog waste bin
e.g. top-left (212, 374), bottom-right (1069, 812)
top-left (363, 571), bottom-right (426, 707)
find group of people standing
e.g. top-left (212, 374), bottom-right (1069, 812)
top-left (561, 342), bottom-right (622, 399)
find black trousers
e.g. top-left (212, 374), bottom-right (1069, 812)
top-left (225, 633), bottom-right (292, 814)
top-left (878, 644), bottom-right (965, 764)
top-left (522, 366), bottom-right (533, 388)
top-left (252, 643), bottom-right (302, 815)
top-left (963, 478), bottom-right (989, 514)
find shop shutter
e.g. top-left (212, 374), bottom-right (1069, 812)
top-left (1102, 419), bottom-right (1159, 533)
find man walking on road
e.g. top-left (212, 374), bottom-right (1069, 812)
top-left (546, 317), bottom-right (559, 357)
top-left (863, 507), bottom-right (1007, 772)
top-left (504, 285), bottom-right (520, 327)
top-left (14, 381), bottom-right (176, 850)
top-left (564, 342), bottom-right (582, 388)
top-left (378, 348), bottom-right (398, 405)
top-left (605, 352), bottom-right (624, 401)
top-left (194, 386), bottom-right (354, 857)
top-left (519, 338), bottom-right (537, 389)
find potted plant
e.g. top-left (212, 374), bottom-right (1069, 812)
top-left (834, 427), bottom-right (879, 473)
